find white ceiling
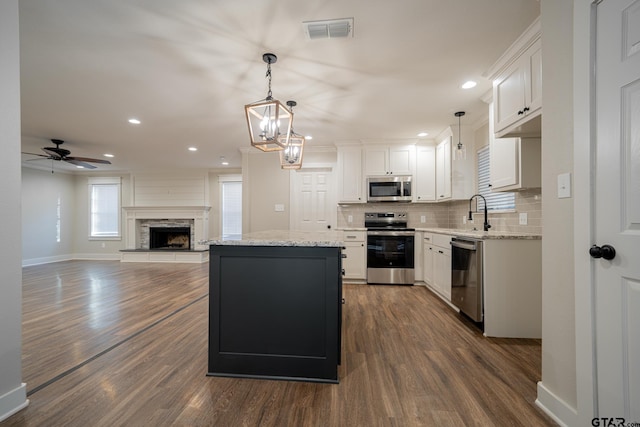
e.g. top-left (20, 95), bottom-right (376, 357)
top-left (18, 0), bottom-right (540, 172)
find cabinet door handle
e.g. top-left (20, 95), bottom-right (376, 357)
top-left (342, 253), bottom-right (347, 258)
top-left (345, 235), bottom-right (357, 239)
top-left (438, 250), bottom-right (444, 254)
top-left (523, 107), bottom-right (530, 112)
top-left (518, 110), bottom-right (524, 115)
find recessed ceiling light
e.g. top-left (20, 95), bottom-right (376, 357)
top-left (461, 81), bottom-right (477, 89)
top-left (128, 118), bottom-right (141, 124)
top-left (104, 153), bottom-right (114, 158)
top-left (188, 147), bottom-right (198, 152)
top-left (220, 156), bottom-right (229, 166)
top-left (305, 135), bottom-right (313, 140)
top-left (417, 132), bottom-right (428, 137)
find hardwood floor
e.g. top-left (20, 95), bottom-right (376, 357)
top-left (3, 260), bottom-right (554, 426)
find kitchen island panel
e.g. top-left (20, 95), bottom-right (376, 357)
top-left (208, 245), bottom-right (341, 383)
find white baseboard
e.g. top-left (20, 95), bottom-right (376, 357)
top-left (536, 381), bottom-right (577, 427)
top-left (23, 253), bottom-right (122, 266)
top-left (0, 383), bottom-right (28, 423)
top-left (72, 253), bottom-right (121, 261)
top-left (22, 254), bottom-right (72, 267)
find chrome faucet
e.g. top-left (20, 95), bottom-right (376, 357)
top-left (468, 194), bottom-right (492, 232)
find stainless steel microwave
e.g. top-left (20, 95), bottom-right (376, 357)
top-left (367, 176), bottom-right (412, 202)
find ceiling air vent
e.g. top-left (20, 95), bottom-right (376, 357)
top-left (302, 18), bottom-right (354, 40)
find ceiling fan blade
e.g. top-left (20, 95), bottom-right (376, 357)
top-left (64, 159), bottom-right (97, 169)
top-left (66, 156), bottom-right (111, 165)
top-left (21, 152), bottom-right (51, 158)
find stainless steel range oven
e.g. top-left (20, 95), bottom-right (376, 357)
top-left (365, 212), bottom-right (415, 285)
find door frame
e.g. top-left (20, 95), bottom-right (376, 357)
top-left (574, 1), bottom-right (598, 425)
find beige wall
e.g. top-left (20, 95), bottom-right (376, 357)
top-left (540, 0), bottom-right (577, 412)
top-left (242, 151), bottom-right (291, 232)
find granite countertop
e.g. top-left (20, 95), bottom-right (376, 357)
top-left (415, 227), bottom-right (541, 240)
top-left (204, 230), bottom-right (344, 247)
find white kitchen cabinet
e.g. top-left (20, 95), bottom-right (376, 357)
top-left (427, 233), bottom-right (451, 301)
top-left (414, 231), bottom-right (423, 281)
top-left (341, 230), bottom-right (366, 280)
top-left (435, 137), bottom-right (451, 200)
top-left (422, 233), bottom-right (434, 285)
top-left (490, 136), bottom-right (541, 191)
top-left (336, 146), bottom-right (364, 203)
top-left (414, 145), bottom-right (436, 202)
top-left (364, 144), bottom-right (415, 176)
top-left (491, 21), bottom-right (541, 138)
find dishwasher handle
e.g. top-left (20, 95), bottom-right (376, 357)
top-left (450, 238), bottom-right (478, 251)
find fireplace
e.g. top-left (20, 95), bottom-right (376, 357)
top-left (150, 227), bottom-right (191, 250)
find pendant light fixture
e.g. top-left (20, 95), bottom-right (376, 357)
top-left (244, 53), bottom-right (293, 152)
top-left (454, 111), bottom-right (467, 161)
top-left (279, 101), bottom-right (305, 169)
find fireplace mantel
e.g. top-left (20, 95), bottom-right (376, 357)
top-left (123, 206), bottom-right (211, 251)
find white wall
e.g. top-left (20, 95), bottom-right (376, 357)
top-left (0, 0), bottom-right (28, 420)
top-left (21, 168), bottom-right (76, 265)
top-left (537, 0), bottom-right (578, 423)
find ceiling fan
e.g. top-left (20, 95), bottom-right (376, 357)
top-left (22, 139), bottom-right (111, 169)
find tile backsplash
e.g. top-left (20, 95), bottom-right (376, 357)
top-left (337, 189), bottom-right (542, 234)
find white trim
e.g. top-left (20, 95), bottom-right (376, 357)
top-left (22, 254), bottom-right (72, 267)
top-left (486, 16), bottom-right (541, 80)
top-left (72, 253), bottom-right (122, 261)
top-left (87, 176), bottom-right (121, 185)
top-left (0, 383), bottom-right (28, 423)
top-left (573, 1), bottom-right (597, 425)
top-left (535, 381), bottom-right (577, 427)
top-left (218, 174), bottom-right (242, 182)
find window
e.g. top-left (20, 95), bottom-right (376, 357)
top-left (89, 177), bottom-right (121, 239)
top-left (219, 175), bottom-right (242, 241)
top-left (476, 146), bottom-right (515, 211)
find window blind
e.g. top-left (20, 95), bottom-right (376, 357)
top-left (477, 146), bottom-right (515, 211)
top-left (90, 183), bottom-right (120, 237)
top-left (221, 181), bottom-right (242, 240)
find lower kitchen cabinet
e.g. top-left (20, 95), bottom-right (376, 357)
top-left (422, 233), bottom-right (434, 285)
top-left (428, 233), bottom-right (451, 301)
top-left (341, 230), bottom-right (366, 280)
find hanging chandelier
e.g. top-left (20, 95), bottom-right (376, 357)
top-left (454, 111), bottom-right (467, 161)
top-left (279, 101), bottom-right (305, 169)
top-left (244, 53), bottom-right (293, 152)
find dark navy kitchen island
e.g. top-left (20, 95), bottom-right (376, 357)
top-left (207, 231), bottom-right (344, 383)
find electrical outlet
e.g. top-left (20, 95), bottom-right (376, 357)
top-left (420, 215), bottom-right (426, 223)
top-left (347, 215), bottom-right (353, 223)
top-left (519, 213), bottom-right (528, 225)
top-left (101, 242), bottom-right (106, 248)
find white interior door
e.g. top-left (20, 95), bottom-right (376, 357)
top-left (594, 0), bottom-right (640, 418)
top-left (290, 168), bottom-right (335, 232)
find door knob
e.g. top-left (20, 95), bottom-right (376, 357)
top-left (589, 244), bottom-right (616, 260)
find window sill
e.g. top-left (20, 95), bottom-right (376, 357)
top-left (89, 236), bottom-right (122, 241)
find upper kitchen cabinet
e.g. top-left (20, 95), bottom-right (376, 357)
top-left (488, 102), bottom-right (541, 192)
top-left (490, 136), bottom-right (541, 192)
top-left (414, 144), bottom-right (436, 202)
top-left (336, 145), bottom-right (365, 203)
top-left (435, 127), bottom-right (474, 201)
top-left (364, 144), bottom-right (415, 176)
top-left (489, 18), bottom-right (541, 138)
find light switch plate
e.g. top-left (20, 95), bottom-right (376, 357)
top-left (519, 213), bottom-right (528, 225)
top-left (463, 215), bottom-right (467, 224)
top-left (274, 204), bottom-right (285, 212)
top-left (557, 173), bottom-right (571, 199)
top-left (420, 215), bottom-right (426, 223)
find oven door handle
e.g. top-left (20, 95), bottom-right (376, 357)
top-left (450, 239), bottom-right (477, 251)
top-left (367, 230), bottom-right (415, 237)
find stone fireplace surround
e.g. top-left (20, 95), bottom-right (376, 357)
top-left (121, 206), bottom-right (211, 263)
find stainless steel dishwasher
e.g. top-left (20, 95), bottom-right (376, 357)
top-left (450, 237), bottom-right (483, 322)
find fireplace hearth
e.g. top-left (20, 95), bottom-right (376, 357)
top-left (150, 227), bottom-right (191, 250)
